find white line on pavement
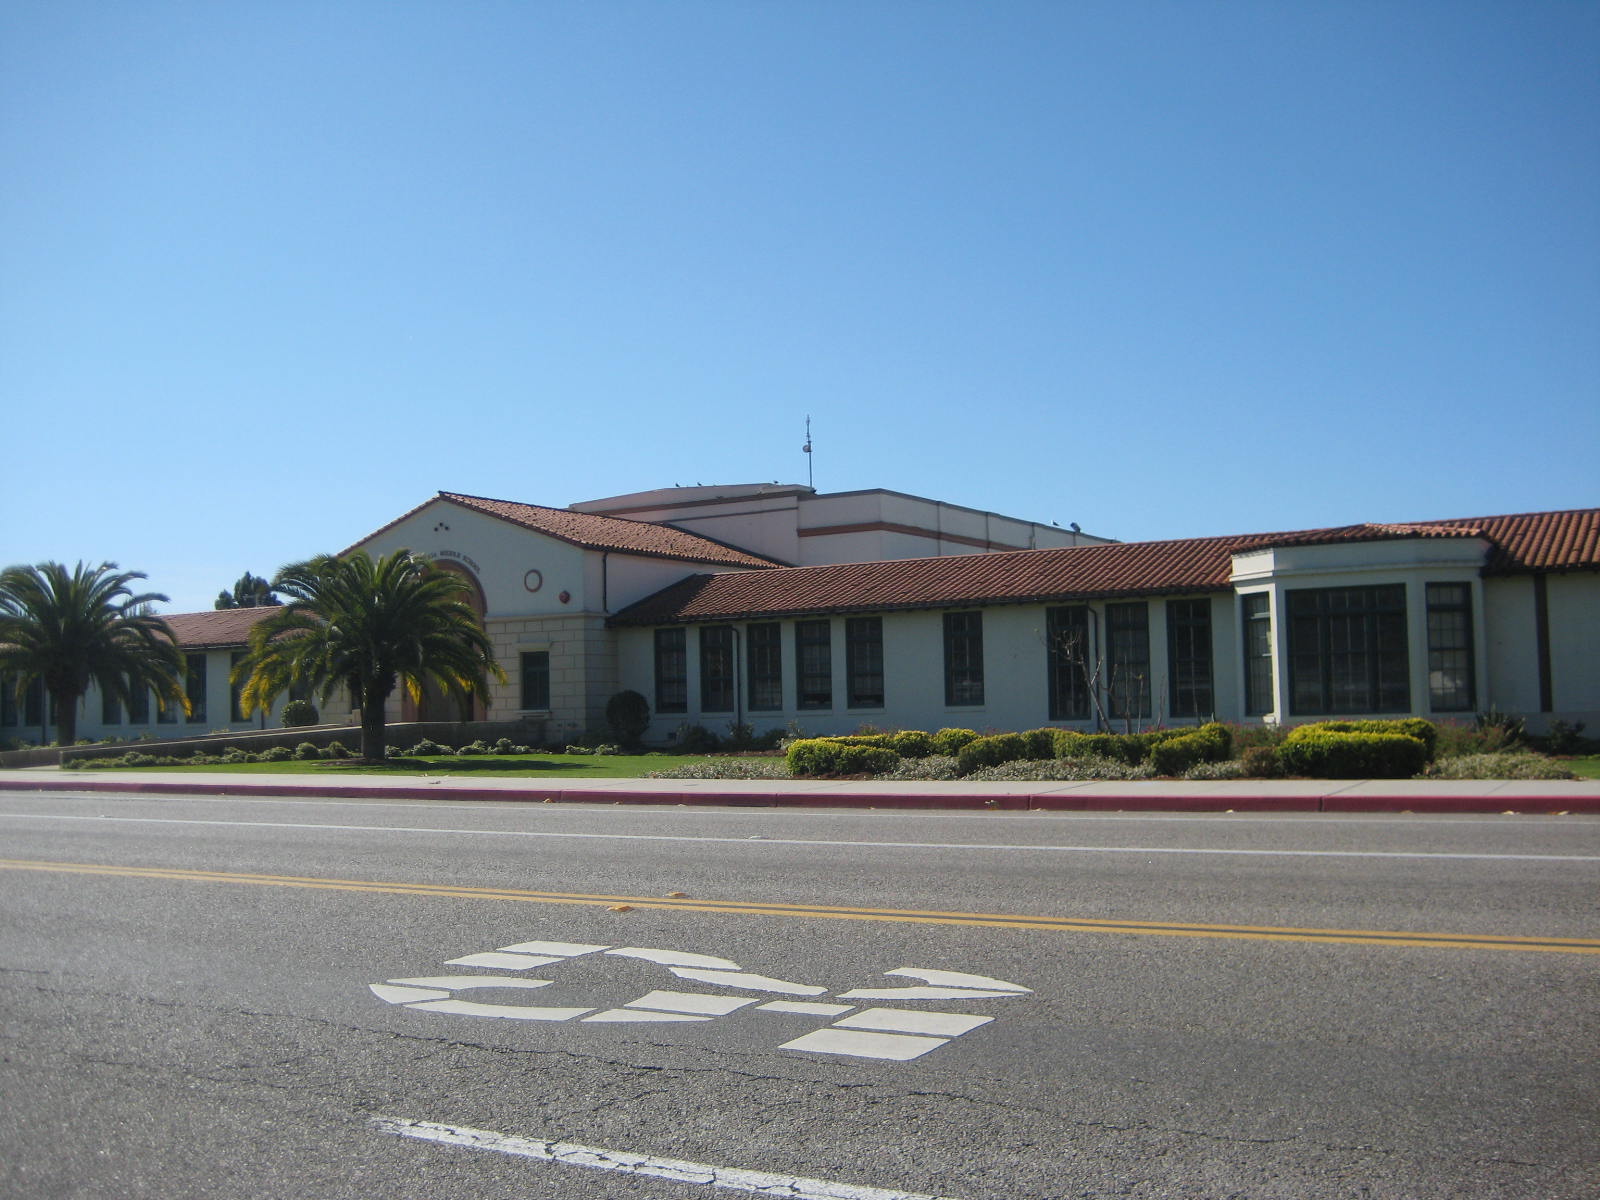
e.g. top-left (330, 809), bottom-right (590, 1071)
top-left (2, 810), bottom-right (1597, 861)
top-left (370, 1115), bottom-right (962, 1200)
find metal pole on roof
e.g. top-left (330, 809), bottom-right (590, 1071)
top-left (802, 415), bottom-right (813, 490)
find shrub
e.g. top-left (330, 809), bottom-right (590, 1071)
top-left (1240, 746), bottom-right (1283, 778)
top-left (965, 758), bottom-right (1156, 782)
top-left (220, 746), bottom-right (256, 764)
top-left (457, 740), bottom-right (492, 756)
top-left (293, 741), bottom-right (321, 761)
top-left (1277, 731), bottom-right (1427, 779)
top-left (931, 727), bottom-right (980, 756)
top-left (1540, 720), bottom-right (1590, 756)
top-left (1289, 719), bottom-right (1437, 761)
top-left (1183, 759), bottom-right (1251, 780)
top-left (1475, 709), bottom-right (1526, 752)
top-left (605, 690), bottom-right (651, 747)
top-left (647, 759), bottom-right (793, 780)
top-left (1424, 752), bottom-right (1575, 781)
top-left (956, 733), bottom-right (1031, 775)
top-left (785, 738), bottom-right (897, 777)
top-left (1149, 725), bottom-right (1231, 776)
top-left (280, 699), bottom-right (319, 728)
top-left (879, 755), bottom-right (961, 781)
top-left (322, 740), bottom-right (352, 759)
top-left (403, 738), bottom-right (449, 756)
top-left (258, 745), bottom-right (294, 762)
top-left (887, 730), bottom-right (935, 758)
top-left (562, 744), bottom-right (593, 755)
top-left (675, 724), bottom-right (723, 753)
top-left (1228, 722), bottom-right (1290, 751)
top-left (1051, 730), bottom-right (1101, 760)
top-left (591, 743), bottom-right (622, 756)
top-left (1022, 728), bottom-right (1059, 759)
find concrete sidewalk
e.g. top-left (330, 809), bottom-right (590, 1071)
top-left (3, 767), bottom-right (1598, 813)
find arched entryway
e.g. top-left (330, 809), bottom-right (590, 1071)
top-left (401, 558), bottom-right (491, 723)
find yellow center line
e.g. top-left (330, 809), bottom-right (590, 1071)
top-left (4, 857), bottom-right (1596, 954)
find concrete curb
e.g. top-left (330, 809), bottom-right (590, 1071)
top-left (3, 773), bottom-right (1597, 814)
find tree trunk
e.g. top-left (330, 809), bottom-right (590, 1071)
top-left (54, 687), bottom-right (79, 748)
top-left (359, 701), bottom-right (387, 762)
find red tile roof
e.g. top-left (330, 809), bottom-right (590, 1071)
top-left (352, 492), bottom-right (780, 569)
top-left (610, 508), bottom-right (1599, 625)
top-left (161, 607), bottom-right (281, 649)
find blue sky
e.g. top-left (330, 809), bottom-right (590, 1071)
top-left (3, 1), bottom-right (1595, 614)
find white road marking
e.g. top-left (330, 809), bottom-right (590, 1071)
top-left (887, 967), bottom-right (1031, 991)
top-left (835, 1009), bottom-right (994, 1037)
top-left (779, 1028), bottom-right (949, 1060)
top-left (405, 999), bottom-right (593, 1020)
top-left (498, 939), bottom-right (608, 956)
top-left (10, 811), bottom-right (1594, 861)
top-left (388, 975), bottom-right (553, 991)
top-left (371, 1115), bottom-right (963, 1199)
top-left (607, 946), bottom-right (741, 969)
top-left (758, 1001), bottom-right (855, 1016)
top-left (445, 951), bottom-right (562, 969)
top-left (582, 1009), bottom-right (709, 1023)
top-left (626, 989), bottom-right (760, 1015)
top-left (836, 985), bottom-right (1020, 1000)
top-left (369, 983), bottom-right (448, 1003)
top-left (670, 967), bottom-right (828, 994)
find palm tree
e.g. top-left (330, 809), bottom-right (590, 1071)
top-left (232, 549), bottom-right (503, 761)
top-left (0, 562), bottom-right (189, 746)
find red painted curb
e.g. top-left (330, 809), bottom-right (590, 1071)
top-left (3, 776), bottom-right (1596, 813)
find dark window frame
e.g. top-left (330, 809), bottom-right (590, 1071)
top-left (519, 649), bottom-right (551, 711)
top-left (795, 620), bottom-right (832, 710)
top-left (845, 617), bottom-right (884, 709)
top-left (1243, 593), bottom-right (1274, 716)
top-left (1106, 602), bottom-right (1151, 720)
top-left (1288, 585), bottom-right (1411, 715)
top-left (746, 623), bottom-right (782, 712)
top-left (1426, 582), bottom-right (1475, 713)
top-left (700, 626), bottom-right (735, 713)
top-left (654, 628), bottom-right (687, 714)
top-left (1046, 606), bottom-right (1091, 721)
top-left (943, 611), bottom-right (984, 707)
top-left (184, 653), bottom-right (208, 725)
top-left (1166, 598), bottom-right (1214, 721)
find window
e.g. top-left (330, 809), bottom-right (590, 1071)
top-left (943, 612), bottom-right (984, 707)
top-left (746, 623), bottom-right (782, 711)
top-left (1046, 606), bottom-right (1091, 721)
top-left (520, 650), bottom-right (550, 710)
top-left (700, 627), bottom-right (734, 713)
top-left (1243, 593), bottom-right (1274, 716)
top-left (1, 675), bottom-right (17, 727)
top-left (127, 686), bottom-right (149, 724)
top-left (102, 687), bottom-right (122, 726)
top-left (185, 653), bottom-right (208, 724)
top-left (654, 628), bottom-right (687, 714)
top-left (1288, 585), bottom-right (1410, 715)
top-left (1167, 599), bottom-right (1214, 720)
top-left (795, 620), bottom-right (832, 709)
top-left (846, 617), bottom-right (884, 709)
top-left (1106, 602), bottom-right (1150, 719)
top-left (1426, 583), bottom-right (1475, 712)
top-left (157, 672), bottom-right (178, 723)
top-left (230, 651), bottom-right (247, 723)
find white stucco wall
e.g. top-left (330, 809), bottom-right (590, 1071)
top-left (617, 595), bottom-right (1230, 743)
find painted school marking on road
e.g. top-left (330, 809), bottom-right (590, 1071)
top-left (368, 940), bottom-right (1031, 1062)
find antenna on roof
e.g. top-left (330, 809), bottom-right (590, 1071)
top-left (802, 414), bottom-right (814, 490)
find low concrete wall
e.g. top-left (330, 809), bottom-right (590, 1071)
top-left (44, 718), bottom-right (551, 766)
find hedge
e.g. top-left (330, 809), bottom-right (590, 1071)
top-left (956, 733), bottom-right (1032, 775)
top-left (1287, 719), bottom-right (1438, 761)
top-left (785, 738), bottom-right (899, 777)
top-left (1276, 731), bottom-right (1428, 779)
top-left (931, 728), bottom-right (981, 756)
top-left (1148, 724), bottom-right (1233, 776)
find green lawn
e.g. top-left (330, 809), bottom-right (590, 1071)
top-left (1562, 755), bottom-right (1600, 780)
top-left (65, 753), bottom-right (752, 780)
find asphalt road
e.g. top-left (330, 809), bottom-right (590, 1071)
top-left (1, 788), bottom-right (1596, 1199)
